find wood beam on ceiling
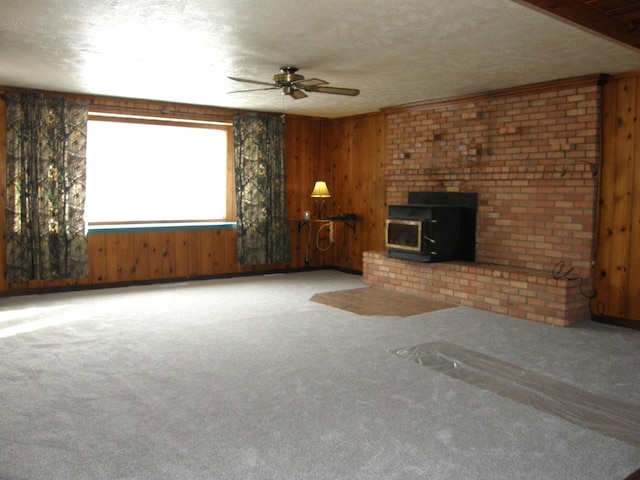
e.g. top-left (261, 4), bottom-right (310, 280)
top-left (605, 2), bottom-right (640, 22)
top-left (519, 0), bottom-right (640, 50)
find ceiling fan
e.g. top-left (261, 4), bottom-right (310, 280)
top-left (228, 66), bottom-right (360, 99)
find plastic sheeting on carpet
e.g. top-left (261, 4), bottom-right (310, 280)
top-left (393, 341), bottom-right (640, 448)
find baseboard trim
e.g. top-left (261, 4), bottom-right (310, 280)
top-left (592, 314), bottom-right (640, 331)
top-left (0, 266), bottom-right (363, 298)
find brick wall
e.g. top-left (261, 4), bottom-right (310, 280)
top-left (384, 75), bottom-right (602, 278)
top-left (364, 76), bottom-right (603, 325)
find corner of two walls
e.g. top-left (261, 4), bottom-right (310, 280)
top-left (286, 113), bottom-right (387, 273)
top-left (297, 74), bottom-right (603, 280)
top-left (322, 113), bottom-right (388, 272)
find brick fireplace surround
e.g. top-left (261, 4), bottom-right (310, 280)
top-left (364, 75), bottom-right (602, 326)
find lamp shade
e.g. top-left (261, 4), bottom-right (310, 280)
top-left (311, 181), bottom-right (331, 198)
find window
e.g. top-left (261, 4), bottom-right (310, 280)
top-left (85, 114), bottom-right (234, 229)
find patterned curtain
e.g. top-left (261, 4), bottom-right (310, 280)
top-left (233, 113), bottom-right (291, 266)
top-left (4, 93), bottom-right (89, 282)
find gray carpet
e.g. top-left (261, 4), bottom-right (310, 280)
top-left (1, 270), bottom-right (639, 479)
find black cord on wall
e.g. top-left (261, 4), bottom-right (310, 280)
top-left (551, 260), bottom-right (602, 315)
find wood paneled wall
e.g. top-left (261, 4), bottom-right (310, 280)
top-left (321, 114), bottom-right (387, 272)
top-left (3, 78), bottom-right (640, 327)
top-left (596, 72), bottom-right (640, 323)
top-left (0, 88), bottom-right (386, 294)
top-left (284, 113), bottom-right (329, 268)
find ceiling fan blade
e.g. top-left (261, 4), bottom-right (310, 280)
top-left (304, 85), bottom-right (360, 96)
top-left (290, 88), bottom-right (308, 99)
top-left (293, 78), bottom-right (329, 87)
top-left (228, 76), bottom-right (274, 87)
top-left (227, 87), bottom-right (280, 94)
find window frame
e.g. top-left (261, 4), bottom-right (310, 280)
top-left (85, 112), bottom-right (236, 233)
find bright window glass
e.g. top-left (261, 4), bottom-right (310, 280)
top-left (85, 118), bottom-right (230, 225)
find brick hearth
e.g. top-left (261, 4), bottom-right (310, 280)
top-left (363, 252), bottom-right (591, 326)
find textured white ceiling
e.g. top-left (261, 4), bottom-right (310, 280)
top-left (2, 0), bottom-right (640, 118)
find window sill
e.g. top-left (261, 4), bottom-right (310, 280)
top-left (87, 222), bottom-right (237, 234)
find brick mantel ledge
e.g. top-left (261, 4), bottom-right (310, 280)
top-left (363, 251), bottom-right (591, 326)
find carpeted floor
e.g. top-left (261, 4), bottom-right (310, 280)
top-left (311, 287), bottom-right (453, 316)
top-left (1, 270), bottom-right (639, 480)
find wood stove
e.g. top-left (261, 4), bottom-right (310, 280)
top-left (386, 192), bottom-right (477, 263)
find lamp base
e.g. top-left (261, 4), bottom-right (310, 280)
top-left (315, 199), bottom-right (326, 219)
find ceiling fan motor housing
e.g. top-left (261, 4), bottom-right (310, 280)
top-left (273, 66), bottom-right (304, 85)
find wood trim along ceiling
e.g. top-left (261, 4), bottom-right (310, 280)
top-left (519, 0), bottom-right (640, 50)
